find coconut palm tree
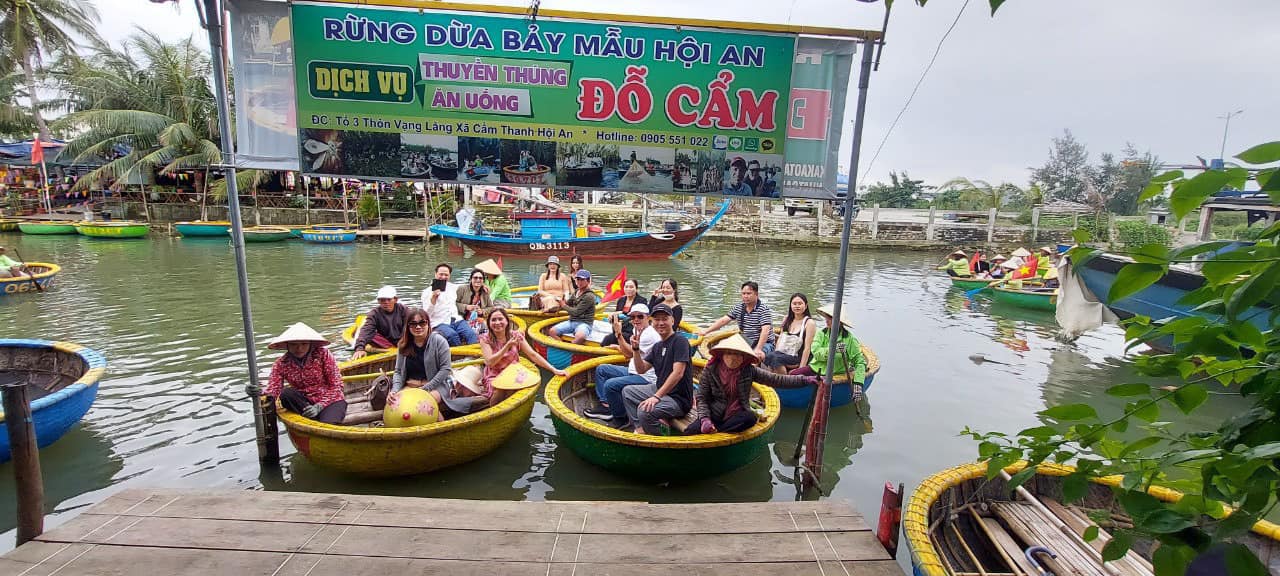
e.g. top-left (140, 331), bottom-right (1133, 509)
top-left (0, 0), bottom-right (101, 140)
top-left (53, 29), bottom-right (223, 191)
top-left (938, 177), bottom-right (1022, 212)
top-left (0, 70), bottom-right (35, 138)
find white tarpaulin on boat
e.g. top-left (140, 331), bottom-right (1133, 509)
top-left (1055, 257), bottom-right (1117, 342)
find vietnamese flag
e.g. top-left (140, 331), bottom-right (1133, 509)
top-left (1011, 256), bottom-right (1039, 280)
top-left (968, 252), bottom-right (981, 273)
top-left (494, 257), bottom-right (503, 272)
top-left (30, 138), bottom-right (44, 165)
top-left (601, 267), bottom-right (628, 302)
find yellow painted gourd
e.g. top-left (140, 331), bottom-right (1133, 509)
top-left (383, 387), bottom-right (442, 427)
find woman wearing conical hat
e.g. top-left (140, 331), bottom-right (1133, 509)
top-left (790, 304), bottom-right (867, 401)
top-left (474, 258), bottom-right (511, 308)
top-left (265, 323), bottom-right (347, 424)
top-left (684, 334), bottom-right (818, 435)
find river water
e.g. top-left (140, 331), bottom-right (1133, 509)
top-left (0, 233), bottom-right (1251, 565)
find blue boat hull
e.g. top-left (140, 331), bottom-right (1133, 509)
top-left (773, 372), bottom-right (876, 408)
top-left (0, 339), bottom-right (107, 462)
top-left (302, 231), bottom-right (357, 243)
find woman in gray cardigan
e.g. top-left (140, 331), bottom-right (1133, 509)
top-left (393, 308), bottom-right (486, 416)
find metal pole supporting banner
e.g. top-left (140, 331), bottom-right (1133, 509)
top-left (802, 36), bottom-right (877, 491)
top-left (199, 0), bottom-right (277, 466)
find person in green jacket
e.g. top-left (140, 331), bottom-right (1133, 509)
top-left (789, 303), bottom-right (866, 399)
top-left (1036, 246), bottom-right (1054, 277)
top-left (0, 246), bottom-right (25, 277)
top-left (475, 258), bottom-right (511, 308)
top-left (936, 250), bottom-right (972, 277)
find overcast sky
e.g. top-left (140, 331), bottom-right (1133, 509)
top-left (102, 0), bottom-right (1278, 188)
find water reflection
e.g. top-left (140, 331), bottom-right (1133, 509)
top-left (0, 423), bottom-right (122, 538)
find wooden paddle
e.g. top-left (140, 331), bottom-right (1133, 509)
top-left (965, 276), bottom-right (1009, 298)
top-left (11, 248), bottom-right (43, 292)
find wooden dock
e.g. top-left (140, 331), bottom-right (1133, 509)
top-left (0, 488), bottom-right (899, 576)
top-left (355, 228), bottom-right (429, 239)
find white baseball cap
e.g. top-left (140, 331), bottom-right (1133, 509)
top-left (629, 303), bottom-right (650, 315)
top-left (376, 286), bottom-right (397, 299)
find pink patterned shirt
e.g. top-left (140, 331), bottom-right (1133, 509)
top-left (266, 347), bottom-right (345, 407)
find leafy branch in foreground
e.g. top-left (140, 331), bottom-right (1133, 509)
top-left (966, 140), bottom-right (1280, 576)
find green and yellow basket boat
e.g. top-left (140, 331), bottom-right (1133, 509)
top-left (0, 219), bottom-right (19, 232)
top-left (526, 314), bottom-right (703, 370)
top-left (905, 462), bottom-right (1280, 576)
top-left (948, 276), bottom-right (994, 291)
top-left (545, 355), bottom-right (780, 481)
top-left (242, 226), bottom-right (293, 242)
top-left (275, 349), bottom-right (540, 477)
top-left (990, 285), bottom-right (1058, 312)
top-left (76, 221), bottom-right (149, 238)
top-left (18, 221), bottom-right (77, 235)
top-left (0, 262), bottom-right (59, 296)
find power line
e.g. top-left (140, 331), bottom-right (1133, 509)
top-left (859, 0), bottom-right (971, 182)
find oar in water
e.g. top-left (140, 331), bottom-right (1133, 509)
top-left (965, 277), bottom-right (1008, 298)
top-left (968, 354), bottom-right (1010, 366)
top-left (11, 248), bottom-right (43, 292)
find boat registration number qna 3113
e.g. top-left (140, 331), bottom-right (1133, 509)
top-left (529, 242), bottom-right (571, 251)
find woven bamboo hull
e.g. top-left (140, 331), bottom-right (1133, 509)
top-left (990, 286), bottom-right (1057, 311)
top-left (0, 263), bottom-right (59, 296)
top-left (0, 219), bottom-right (19, 231)
top-left (277, 352), bottom-right (539, 477)
top-left (545, 355), bottom-right (779, 482)
top-left (904, 462), bottom-right (1280, 576)
top-left (526, 315), bottom-right (703, 370)
top-left (948, 277), bottom-right (991, 291)
top-left (0, 339), bottom-right (107, 462)
top-left (242, 227), bottom-right (292, 242)
top-left (339, 315), bottom-right (522, 356)
top-left (175, 221), bottom-right (231, 237)
top-left (19, 221), bottom-right (77, 234)
top-left (77, 222), bottom-right (149, 238)
top-left (698, 330), bottom-right (879, 408)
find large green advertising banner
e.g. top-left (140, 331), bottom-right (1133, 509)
top-left (292, 2), bottom-right (850, 198)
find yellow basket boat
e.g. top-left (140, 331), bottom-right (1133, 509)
top-left (276, 350), bottom-right (540, 477)
top-left (525, 313), bottom-right (703, 370)
top-left (339, 314), bottom-right (523, 356)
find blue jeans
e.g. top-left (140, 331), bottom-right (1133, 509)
top-left (552, 320), bottom-right (591, 339)
top-left (434, 319), bottom-right (478, 346)
top-left (594, 364), bottom-right (648, 421)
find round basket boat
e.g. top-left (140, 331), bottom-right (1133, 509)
top-left (503, 285), bottom-right (610, 322)
top-left (502, 164), bottom-right (551, 185)
top-left (526, 314), bottom-right (704, 370)
top-left (905, 462), bottom-right (1280, 576)
top-left (18, 221), bottom-right (77, 235)
top-left (0, 219), bottom-right (19, 232)
top-left (990, 285), bottom-right (1058, 312)
top-left (339, 314), bottom-right (523, 357)
top-left (0, 339), bottom-right (107, 462)
top-left (546, 355), bottom-right (780, 481)
top-left (948, 276), bottom-right (992, 291)
top-left (697, 330), bottom-right (879, 409)
top-left (174, 220), bottom-right (231, 237)
top-left (76, 221), bottom-right (149, 238)
top-left (242, 226), bottom-right (293, 242)
top-left (301, 228), bottom-right (357, 243)
top-left (276, 350), bottom-right (540, 477)
top-left (0, 262), bottom-right (59, 296)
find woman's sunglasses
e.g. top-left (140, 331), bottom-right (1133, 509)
top-left (408, 320), bottom-right (429, 327)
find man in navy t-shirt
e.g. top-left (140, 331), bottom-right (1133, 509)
top-left (623, 303), bottom-right (693, 435)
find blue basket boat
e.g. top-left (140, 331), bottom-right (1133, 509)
top-left (0, 339), bottom-right (107, 462)
top-left (697, 331), bottom-right (879, 408)
top-left (301, 228), bottom-right (357, 243)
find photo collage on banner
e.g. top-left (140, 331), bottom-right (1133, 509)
top-left (290, 2), bottom-right (853, 199)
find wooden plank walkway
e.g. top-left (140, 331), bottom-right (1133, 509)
top-left (355, 228), bottom-right (429, 239)
top-left (0, 488), bottom-right (899, 576)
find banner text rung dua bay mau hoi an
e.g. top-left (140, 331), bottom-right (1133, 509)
top-left (291, 1), bottom-right (859, 199)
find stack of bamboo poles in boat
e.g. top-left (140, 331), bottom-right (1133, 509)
top-left (933, 471), bottom-right (1153, 576)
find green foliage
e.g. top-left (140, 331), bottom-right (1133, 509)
top-left (355, 193), bottom-right (379, 223)
top-left (966, 139), bottom-right (1280, 574)
top-left (1113, 220), bottom-right (1172, 250)
top-left (862, 171), bottom-right (927, 208)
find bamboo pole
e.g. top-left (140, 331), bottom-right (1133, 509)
top-left (2, 381), bottom-right (45, 545)
top-left (1000, 470), bottom-right (1122, 576)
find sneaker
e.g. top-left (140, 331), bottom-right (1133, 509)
top-left (582, 407), bottom-right (614, 421)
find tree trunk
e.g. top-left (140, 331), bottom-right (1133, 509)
top-left (21, 51), bottom-right (51, 142)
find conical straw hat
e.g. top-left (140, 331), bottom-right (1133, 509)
top-left (709, 334), bottom-right (760, 364)
top-left (1012, 247), bottom-right (1032, 257)
top-left (816, 304), bottom-right (856, 330)
top-left (268, 322), bottom-right (329, 350)
top-left (475, 258), bottom-right (503, 276)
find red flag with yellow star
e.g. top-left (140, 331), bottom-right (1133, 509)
top-left (1010, 256), bottom-right (1038, 280)
top-left (601, 267), bottom-right (628, 302)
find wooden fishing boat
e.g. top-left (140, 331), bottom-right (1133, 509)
top-left (990, 285), bottom-right (1058, 312)
top-left (526, 314), bottom-right (704, 370)
top-left (905, 462), bottom-right (1280, 576)
top-left (174, 220), bottom-right (230, 237)
top-left (276, 350), bottom-right (540, 476)
top-left (18, 221), bottom-right (77, 235)
top-left (0, 339), bottom-right (107, 462)
top-left (429, 200), bottom-right (731, 259)
top-left (698, 330), bottom-right (879, 408)
top-left (0, 219), bottom-right (19, 232)
top-left (301, 228), bottom-right (357, 243)
top-left (76, 221), bottom-right (149, 238)
top-left (0, 262), bottom-right (59, 296)
top-left (339, 314), bottom-right (523, 355)
top-left (546, 355), bottom-right (780, 481)
top-left (242, 226), bottom-right (293, 242)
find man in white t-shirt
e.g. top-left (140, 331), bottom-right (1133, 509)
top-left (584, 303), bottom-right (659, 427)
top-left (421, 262), bottom-right (478, 346)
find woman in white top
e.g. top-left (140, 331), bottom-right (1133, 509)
top-left (763, 293), bottom-right (817, 374)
